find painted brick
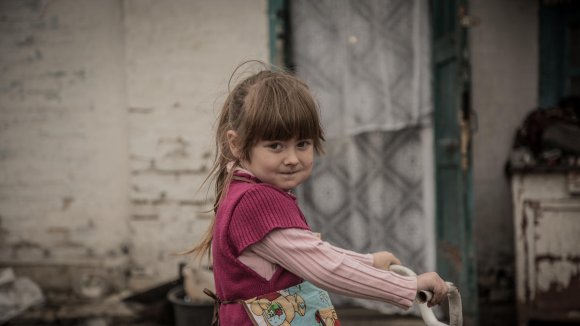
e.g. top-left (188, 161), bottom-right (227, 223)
top-left (1, 0), bottom-right (268, 291)
top-left (123, 0), bottom-right (268, 286)
top-left (0, 0), bottom-right (129, 276)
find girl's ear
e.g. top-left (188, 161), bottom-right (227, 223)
top-left (226, 130), bottom-right (241, 159)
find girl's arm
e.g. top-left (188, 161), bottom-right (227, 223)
top-left (303, 232), bottom-right (402, 270)
top-left (310, 231), bottom-right (375, 266)
top-left (249, 228), bottom-right (417, 309)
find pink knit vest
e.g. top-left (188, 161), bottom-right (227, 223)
top-left (212, 173), bottom-right (310, 325)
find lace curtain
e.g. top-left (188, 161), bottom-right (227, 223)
top-left (292, 0), bottom-right (434, 314)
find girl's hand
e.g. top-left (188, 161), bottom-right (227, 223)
top-left (372, 251), bottom-right (401, 270)
top-left (416, 272), bottom-right (448, 307)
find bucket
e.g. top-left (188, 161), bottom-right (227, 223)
top-left (167, 285), bottom-right (213, 326)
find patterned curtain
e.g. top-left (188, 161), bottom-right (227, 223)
top-left (292, 0), bottom-right (434, 314)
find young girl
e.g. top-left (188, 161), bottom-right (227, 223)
top-left (193, 63), bottom-right (448, 326)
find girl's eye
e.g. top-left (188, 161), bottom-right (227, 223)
top-left (266, 142), bottom-right (283, 150)
top-left (297, 140), bottom-right (312, 149)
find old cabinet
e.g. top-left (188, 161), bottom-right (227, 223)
top-left (512, 172), bottom-right (580, 325)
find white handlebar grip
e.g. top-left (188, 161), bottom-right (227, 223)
top-left (388, 265), bottom-right (463, 326)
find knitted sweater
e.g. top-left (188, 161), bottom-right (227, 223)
top-left (212, 173), bottom-right (310, 325)
top-left (251, 228), bottom-right (417, 309)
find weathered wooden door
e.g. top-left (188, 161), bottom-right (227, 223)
top-left (431, 0), bottom-right (478, 324)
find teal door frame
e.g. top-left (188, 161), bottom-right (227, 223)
top-left (432, 0), bottom-right (478, 324)
top-left (268, 0), bottom-right (292, 69)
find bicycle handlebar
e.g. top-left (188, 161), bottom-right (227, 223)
top-left (389, 265), bottom-right (463, 326)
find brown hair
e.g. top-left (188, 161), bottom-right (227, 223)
top-left (189, 61), bottom-right (325, 260)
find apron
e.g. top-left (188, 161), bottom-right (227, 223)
top-left (204, 281), bottom-right (340, 326)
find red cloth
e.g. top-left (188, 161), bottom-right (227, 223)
top-left (212, 172), bottom-right (310, 325)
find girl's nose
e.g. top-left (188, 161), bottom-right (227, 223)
top-left (284, 149), bottom-right (299, 165)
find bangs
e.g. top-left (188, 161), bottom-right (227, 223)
top-left (240, 75), bottom-right (324, 155)
top-left (252, 91), bottom-right (320, 141)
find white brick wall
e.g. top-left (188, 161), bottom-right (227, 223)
top-left (124, 0), bottom-right (268, 287)
top-left (0, 0), bottom-right (268, 292)
top-left (0, 0), bottom-right (129, 266)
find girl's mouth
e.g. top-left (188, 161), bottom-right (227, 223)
top-left (280, 171), bottom-right (298, 175)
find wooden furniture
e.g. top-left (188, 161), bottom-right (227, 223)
top-left (511, 171), bottom-right (580, 325)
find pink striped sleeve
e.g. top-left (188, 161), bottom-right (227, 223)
top-left (250, 228), bottom-right (417, 309)
top-left (328, 241), bottom-right (375, 266)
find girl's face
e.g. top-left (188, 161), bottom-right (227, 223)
top-left (242, 138), bottom-right (314, 191)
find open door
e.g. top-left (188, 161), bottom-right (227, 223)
top-left (431, 0), bottom-right (478, 324)
top-left (270, 0), bottom-right (478, 322)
